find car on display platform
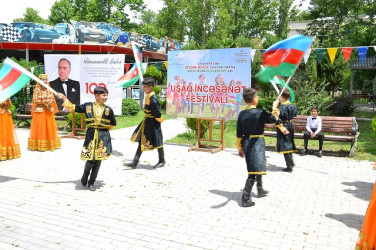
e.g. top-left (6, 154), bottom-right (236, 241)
top-left (143, 34), bottom-right (161, 52)
top-left (129, 32), bottom-right (146, 48)
top-left (53, 23), bottom-right (75, 44)
top-left (11, 22), bottom-right (60, 43)
top-left (94, 22), bottom-right (128, 44)
top-left (75, 21), bottom-right (107, 43)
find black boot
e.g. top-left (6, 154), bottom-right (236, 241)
top-left (256, 175), bottom-right (268, 198)
top-left (241, 178), bottom-right (255, 207)
top-left (88, 161), bottom-right (101, 191)
top-left (282, 153), bottom-right (293, 172)
top-left (81, 161), bottom-right (92, 186)
top-left (125, 145), bottom-right (142, 168)
top-left (153, 147), bottom-right (166, 168)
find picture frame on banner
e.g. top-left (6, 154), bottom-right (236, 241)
top-left (44, 54), bottom-right (125, 115)
top-left (132, 88), bottom-right (140, 100)
top-left (166, 48), bottom-right (251, 120)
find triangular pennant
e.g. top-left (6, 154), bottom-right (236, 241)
top-left (315, 49), bottom-right (326, 64)
top-left (303, 48), bottom-right (311, 64)
top-left (155, 62), bottom-right (162, 71)
top-left (341, 47), bottom-right (353, 63)
top-left (374, 46), bottom-right (376, 53)
top-left (125, 63), bottom-right (130, 72)
top-left (164, 61), bottom-right (168, 69)
top-left (251, 50), bottom-right (256, 61)
top-left (30, 67), bottom-right (35, 73)
top-left (357, 47), bottom-right (368, 64)
top-left (327, 48), bottom-right (338, 64)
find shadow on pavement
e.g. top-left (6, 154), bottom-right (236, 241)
top-left (209, 189), bottom-right (243, 208)
top-left (0, 175), bottom-right (17, 183)
top-left (112, 150), bottom-right (124, 157)
top-left (342, 181), bottom-right (373, 201)
top-left (324, 213), bottom-right (363, 230)
top-left (122, 163), bottom-right (157, 171)
top-left (0, 175), bottom-right (106, 191)
top-left (265, 146), bottom-right (349, 158)
top-left (267, 163), bottom-right (285, 172)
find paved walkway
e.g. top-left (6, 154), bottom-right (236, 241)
top-left (0, 118), bottom-right (374, 249)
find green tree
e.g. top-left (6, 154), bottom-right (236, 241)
top-left (182, 0), bottom-right (214, 45)
top-left (275, 0), bottom-right (295, 38)
top-left (49, 0), bottom-right (75, 25)
top-left (155, 0), bottom-right (186, 41)
top-left (143, 65), bottom-right (162, 84)
top-left (13, 7), bottom-right (45, 23)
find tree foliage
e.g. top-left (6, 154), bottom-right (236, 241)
top-left (13, 8), bottom-right (46, 24)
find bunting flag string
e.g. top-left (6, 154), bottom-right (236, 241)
top-left (315, 49), bottom-right (326, 64)
top-left (327, 48), bottom-right (338, 64)
top-left (251, 44), bottom-right (376, 65)
top-left (342, 48), bottom-right (353, 63)
top-left (303, 48), bottom-right (311, 64)
top-left (357, 47), bottom-right (369, 65)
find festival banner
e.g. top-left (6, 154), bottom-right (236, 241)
top-left (167, 48), bottom-right (251, 120)
top-left (44, 54), bottom-right (124, 115)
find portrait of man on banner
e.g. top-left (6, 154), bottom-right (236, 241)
top-left (49, 57), bottom-right (81, 110)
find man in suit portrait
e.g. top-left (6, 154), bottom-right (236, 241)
top-left (50, 58), bottom-right (81, 110)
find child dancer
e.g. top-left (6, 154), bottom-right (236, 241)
top-left (0, 99), bottom-right (21, 160)
top-left (57, 86), bottom-right (116, 191)
top-left (237, 88), bottom-right (287, 207)
top-left (28, 74), bottom-right (61, 151)
top-left (125, 77), bottom-right (166, 169)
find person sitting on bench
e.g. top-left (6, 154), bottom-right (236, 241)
top-left (303, 105), bottom-right (324, 157)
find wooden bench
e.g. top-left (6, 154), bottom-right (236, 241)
top-left (352, 93), bottom-right (369, 100)
top-left (264, 115), bottom-right (359, 157)
top-left (15, 103), bottom-right (69, 128)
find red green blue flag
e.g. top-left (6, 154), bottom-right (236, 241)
top-left (256, 35), bottom-right (313, 83)
top-left (116, 43), bottom-right (145, 87)
top-left (0, 57), bottom-right (32, 102)
top-left (116, 64), bottom-right (141, 87)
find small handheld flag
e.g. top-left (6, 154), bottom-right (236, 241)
top-left (0, 58), bottom-right (57, 102)
top-left (116, 42), bottom-right (145, 87)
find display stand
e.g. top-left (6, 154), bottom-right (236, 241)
top-left (189, 118), bottom-right (225, 154)
top-left (61, 111), bottom-right (85, 139)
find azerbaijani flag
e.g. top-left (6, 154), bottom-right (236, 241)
top-left (116, 64), bottom-right (141, 87)
top-left (256, 35), bottom-right (313, 83)
top-left (116, 42), bottom-right (145, 87)
top-left (0, 57), bottom-right (32, 102)
top-left (272, 76), bottom-right (295, 103)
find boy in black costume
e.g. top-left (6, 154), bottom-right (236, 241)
top-left (57, 86), bottom-right (116, 191)
top-left (276, 89), bottom-right (298, 173)
top-left (125, 77), bottom-right (166, 169)
top-left (237, 88), bottom-right (287, 207)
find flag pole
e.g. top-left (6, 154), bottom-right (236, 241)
top-left (131, 42), bottom-right (144, 82)
top-left (5, 58), bottom-right (58, 95)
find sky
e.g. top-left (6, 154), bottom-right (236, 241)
top-left (0, 0), bottom-right (165, 24)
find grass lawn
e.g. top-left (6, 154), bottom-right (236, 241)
top-left (167, 110), bottom-right (376, 162)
